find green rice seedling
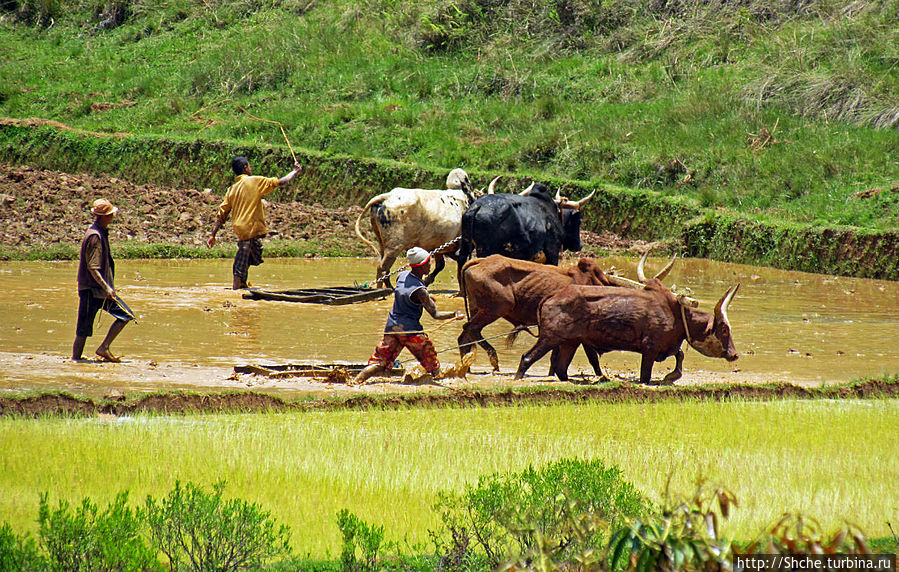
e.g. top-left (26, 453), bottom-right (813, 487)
top-left (0, 398), bottom-right (895, 556)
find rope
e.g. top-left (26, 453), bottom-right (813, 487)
top-left (191, 99), bottom-right (298, 163)
top-left (395, 327), bottom-right (527, 365)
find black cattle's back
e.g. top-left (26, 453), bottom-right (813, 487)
top-left (460, 192), bottom-right (563, 263)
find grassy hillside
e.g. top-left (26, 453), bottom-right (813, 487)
top-left (1, 0), bottom-right (897, 230)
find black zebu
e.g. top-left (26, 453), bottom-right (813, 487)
top-left (455, 182), bottom-right (593, 284)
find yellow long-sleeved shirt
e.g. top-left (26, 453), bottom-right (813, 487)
top-left (217, 175), bottom-right (280, 241)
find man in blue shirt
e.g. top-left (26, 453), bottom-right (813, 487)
top-left (354, 247), bottom-right (462, 384)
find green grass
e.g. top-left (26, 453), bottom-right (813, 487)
top-left (1, 0), bottom-right (897, 230)
top-left (1, 398), bottom-right (896, 556)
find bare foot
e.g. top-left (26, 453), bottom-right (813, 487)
top-left (95, 349), bottom-right (121, 363)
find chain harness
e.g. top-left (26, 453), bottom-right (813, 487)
top-left (360, 235), bottom-right (462, 289)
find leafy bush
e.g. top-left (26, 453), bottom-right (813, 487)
top-left (143, 480), bottom-right (292, 572)
top-left (336, 509), bottom-right (394, 572)
top-left (433, 457), bottom-right (648, 568)
top-left (38, 491), bottom-right (161, 571)
top-left (0, 522), bottom-right (45, 572)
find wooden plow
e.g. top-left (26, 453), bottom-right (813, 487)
top-left (234, 363), bottom-right (404, 380)
top-left (242, 286), bottom-right (392, 305)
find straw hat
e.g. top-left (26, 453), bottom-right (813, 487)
top-left (406, 247), bottom-right (430, 267)
top-left (90, 198), bottom-right (118, 216)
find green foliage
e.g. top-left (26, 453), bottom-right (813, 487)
top-left (0, 522), bottom-right (45, 572)
top-left (607, 481), bottom-right (738, 572)
top-left (37, 491), bottom-right (161, 571)
top-left (143, 480), bottom-right (292, 572)
top-left (336, 509), bottom-right (393, 572)
top-left (433, 457), bottom-right (648, 568)
top-left (1, 0), bottom-right (897, 237)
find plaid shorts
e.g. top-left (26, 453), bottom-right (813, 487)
top-left (233, 237), bottom-right (264, 280)
top-left (368, 333), bottom-right (440, 374)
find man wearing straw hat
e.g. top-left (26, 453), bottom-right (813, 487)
top-left (72, 198), bottom-right (133, 362)
top-left (207, 156), bottom-right (303, 289)
top-left (353, 247), bottom-right (463, 385)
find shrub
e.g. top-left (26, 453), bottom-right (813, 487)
top-left (433, 457), bottom-right (648, 568)
top-left (0, 522), bottom-right (45, 572)
top-left (336, 509), bottom-right (394, 572)
top-left (143, 480), bottom-right (292, 572)
top-left (38, 491), bottom-right (161, 571)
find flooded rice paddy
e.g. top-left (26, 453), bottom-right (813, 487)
top-left (1, 256), bottom-right (897, 397)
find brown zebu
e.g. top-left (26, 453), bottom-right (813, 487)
top-left (514, 280), bottom-right (740, 384)
top-left (458, 254), bottom-right (655, 372)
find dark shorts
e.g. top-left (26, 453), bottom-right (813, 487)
top-left (76, 290), bottom-right (133, 337)
top-left (368, 333), bottom-right (440, 374)
top-left (233, 237), bottom-right (264, 280)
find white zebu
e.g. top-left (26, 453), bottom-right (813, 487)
top-left (355, 169), bottom-right (497, 288)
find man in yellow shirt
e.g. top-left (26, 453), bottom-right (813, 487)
top-left (207, 156), bottom-right (302, 289)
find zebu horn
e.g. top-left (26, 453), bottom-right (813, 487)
top-left (654, 254), bottom-right (676, 281)
top-left (571, 189), bottom-right (595, 209)
top-left (487, 176), bottom-right (500, 194)
top-left (714, 284), bottom-right (740, 326)
top-left (637, 250), bottom-right (676, 282)
top-left (637, 250), bottom-right (650, 282)
top-left (520, 182), bottom-right (535, 196)
top-left (555, 188), bottom-right (562, 201)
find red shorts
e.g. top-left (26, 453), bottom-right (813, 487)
top-left (368, 333), bottom-right (439, 374)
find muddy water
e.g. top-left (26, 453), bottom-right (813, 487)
top-left (1, 256), bottom-right (897, 395)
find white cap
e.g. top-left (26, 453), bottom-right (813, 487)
top-left (406, 247), bottom-right (430, 267)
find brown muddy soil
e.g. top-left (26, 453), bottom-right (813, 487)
top-left (0, 162), bottom-right (645, 255)
top-left (0, 163), bottom-right (362, 250)
top-left (2, 378), bottom-right (897, 418)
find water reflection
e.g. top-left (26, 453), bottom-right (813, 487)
top-left (0, 256), bottom-right (897, 391)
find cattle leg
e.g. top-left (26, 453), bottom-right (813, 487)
top-left (376, 252), bottom-right (398, 289)
top-left (424, 254), bottom-right (445, 286)
top-left (639, 353), bottom-right (657, 384)
top-left (549, 342), bottom-right (578, 382)
top-left (458, 315), bottom-right (500, 372)
top-left (583, 345), bottom-right (606, 381)
top-left (661, 350), bottom-right (685, 385)
top-left (515, 338), bottom-right (555, 380)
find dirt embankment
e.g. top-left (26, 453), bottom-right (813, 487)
top-left (0, 162), bottom-right (643, 254)
top-left (0, 163), bottom-right (364, 250)
top-left (1, 379), bottom-right (897, 418)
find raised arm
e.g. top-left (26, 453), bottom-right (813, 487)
top-left (278, 161), bottom-right (303, 186)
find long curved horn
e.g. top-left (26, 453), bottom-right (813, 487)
top-left (636, 250), bottom-right (649, 282)
top-left (571, 189), bottom-right (595, 209)
top-left (653, 254), bottom-right (677, 281)
top-left (520, 182), bottom-right (535, 196)
top-left (714, 284), bottom-right (741, 325)
top-left (555, 188), bottom-right (562, 201)
top-left (487, 176), bottom-right (500, 194)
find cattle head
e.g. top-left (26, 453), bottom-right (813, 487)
top-left (686, 284), bottom-right (740, 362)
top-left (556, 189), bottom-right (594, 252)
top-left (561, 208), bottom-right (583, 251)
top-left (446, 168), bottom-right (477, 202)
